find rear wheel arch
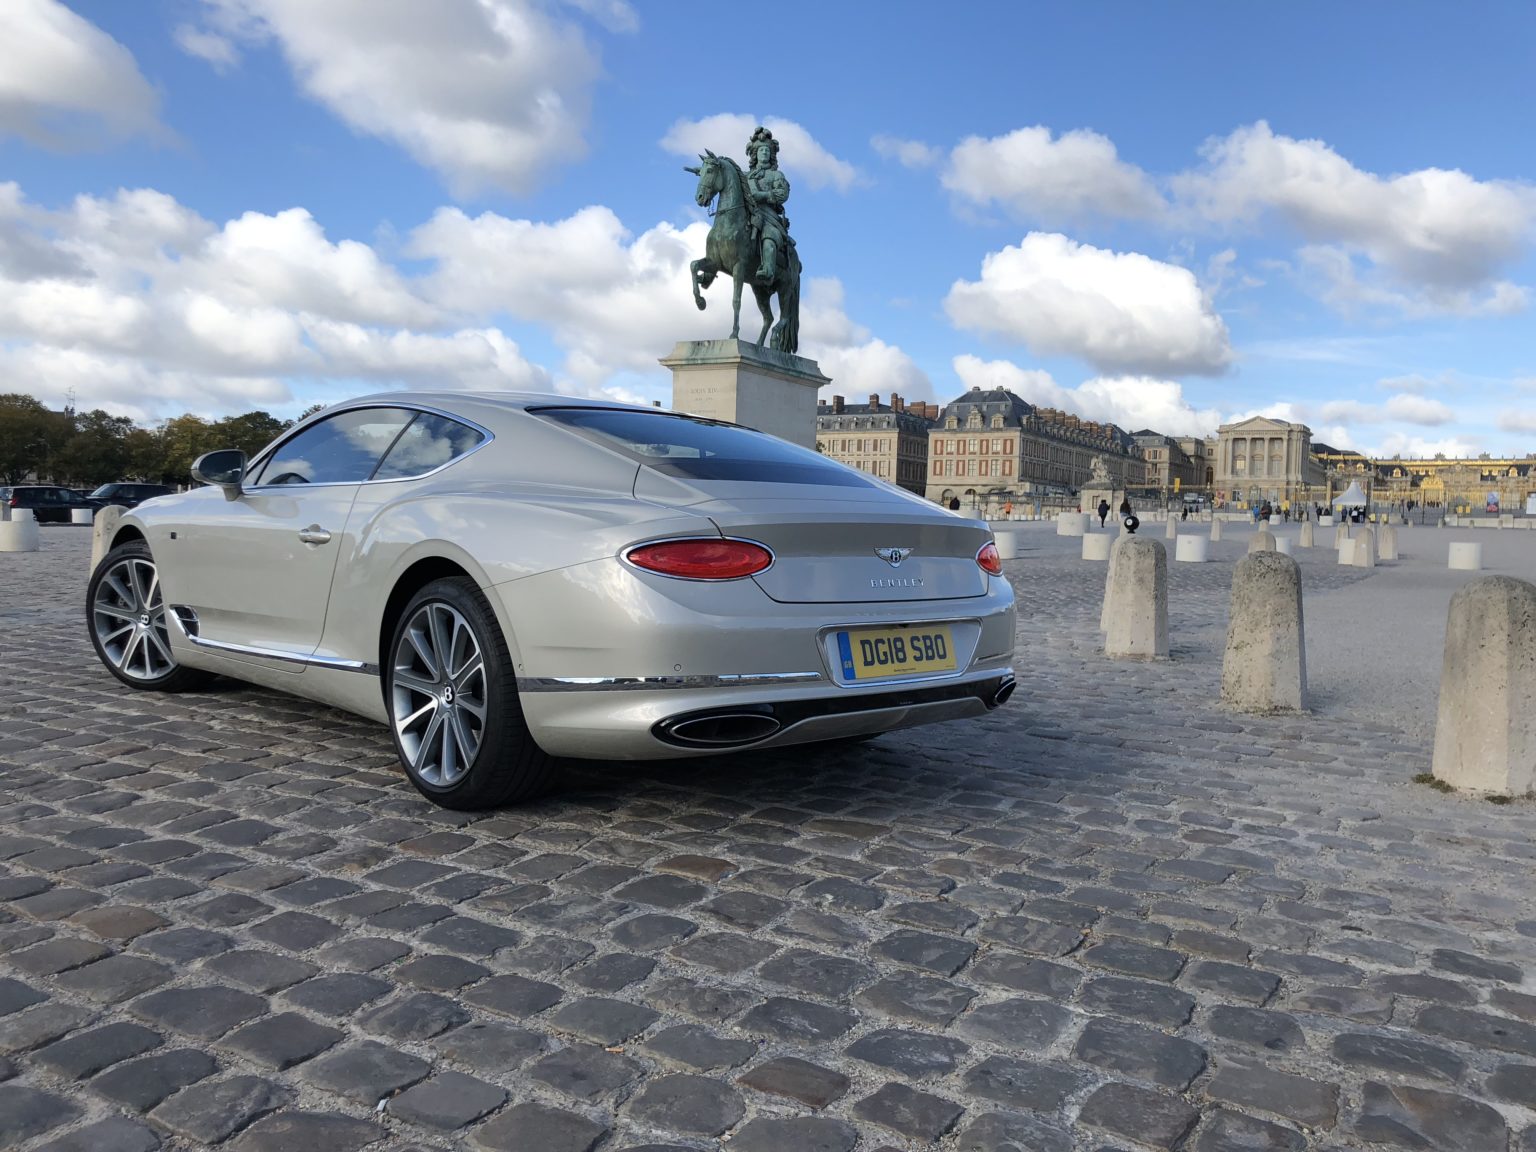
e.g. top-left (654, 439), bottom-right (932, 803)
top-left (111, 525), bottom-right (146, 550)
top-left (379, 557), bottom-right (478, 679)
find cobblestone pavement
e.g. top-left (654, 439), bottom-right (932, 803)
top-left (2, 527), bottom-right (1534, 1151)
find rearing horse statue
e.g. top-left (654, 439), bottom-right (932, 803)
top-left (685, 151), bottom-right (802, 355)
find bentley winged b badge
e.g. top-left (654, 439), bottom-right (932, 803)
top-left (874, 547), bottom-right (913, 568)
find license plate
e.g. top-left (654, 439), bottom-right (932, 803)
top-left (836, 625), bottom-right (956, 680)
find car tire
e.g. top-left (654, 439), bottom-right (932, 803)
top-left (87, 540), bottom-right (213, 693)
top-left (386, 577), bottom-right (555, 810)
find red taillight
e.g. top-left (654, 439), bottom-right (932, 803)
top-left (977, 541), bottom-right (1003, 576)
top-left (626, 538), bottom-right (774, 580)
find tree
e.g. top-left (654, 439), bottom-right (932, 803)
top-left (53, 409), bottom-right (135, 487)
top-left (158, 415), bottom-right (218, 484)
top-left (125, 427), bottom-right (165, 482)
top-left (0, 394), bottom-right (69, 484)
top-left (213, 411), bottom-right (287, 459)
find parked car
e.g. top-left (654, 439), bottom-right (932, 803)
top-left (2, 484), bottom-right (97, 523)
top-left (88, 482), bottom-right (175, 510)
top-left (85, 392), bottom-right (1017, 809)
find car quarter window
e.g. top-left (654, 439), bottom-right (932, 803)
top-left (373, 412), bottom-right (486, 480)
top-left (248, 408), bottom-right (415, 486)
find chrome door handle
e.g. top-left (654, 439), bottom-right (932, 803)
top-left (297, 525), bottom-right (332, 545)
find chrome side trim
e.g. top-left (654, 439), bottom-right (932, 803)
top-left (168, 609), bottom-right (378, 676)
top-left (517, 671), bottom-right (824, 693)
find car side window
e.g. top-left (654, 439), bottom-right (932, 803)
top-left (373, 413), bottom-right (486, 481)
top-left (248, 408), bottom-right (415, 487)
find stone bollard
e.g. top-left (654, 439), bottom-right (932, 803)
top-left (1431, 576), bottom-right (1536, 796)
top-left (1174, 536), bottom-right (1208, 563)
top-left (1337, 538), bottom-right (1356, 565)
top-left (1058, 512), bottom-right (1088, 537)
top-left (1222, 552), bottom-right (1306, 712)
top-left (1210, 518), bottom-right (1223, 542)
top-left (1275, 536), bottom-right (1294, 555)
top-left (1082, 533), bottom-right (1113, 561)
top-left (1378, 524), bottom-right (1398, 561)
top-left (1104, 537), bottom-right (1168, 660)
top-left (1333, 524), bottom-right (1350, 550)
top-left (1248, 529), bottom-right (1276, 554)
top-left (1165, 517), bottom-right (1177, 540)
top-left (1299, 520), bottom-right (1315, 549)
top-left (0, 507), bottom-right (40, 553)
top-left (994, 531), bottom-right (1018, 561)
top-left (90, 506), bottom-right (126, 572)
top-left (1448, 542), bottom-right (1482, 571)
top-left (1351, 526), bottom-right (1376, 569)
top-left (1099, 536), bottom-right (1127, 631)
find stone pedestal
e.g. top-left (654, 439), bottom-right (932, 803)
top-left (1104, 538), bottom-right (1168, 660)
top-left (1378, 524), bottom-right (1399, 561)
top-left (1057, 513), bottom-right (1088, 537)
top-left (1080, 486), bottom-right (1121, 519)
top-left (1351, 526), bottom-right (1377, 569)
top-left (1448, 542), bottom-right (1482, 571)
top-left (1299, 520), bottom-right (1315, 549)
top-left (1082, 533), bottom-right (1113, 561)
top-left (1165, 518), bottom-right (1177, 540)
top-left (662, 339), bottom-right (829, 449)
top-left (0, 507), bottom-right (39, 553)
top-left (91, 506), bottom-right (127, 572)
top-left (1223, 552), bottom-right (1306, 713)
top-left (994, 532), bottom-right (1018, 560)
top-left (1210, 519), bottom-right (1223, 542)
top-left (1248, 530), bottom-right (1276, 554)
top-left (1175, 536), bottom-right (1208, 563)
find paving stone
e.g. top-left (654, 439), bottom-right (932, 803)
top-left (0, 1003), bottom-right (94, 1053)
top-left (387, 1070), bottom-right (507, 1130)
top-left (305, 1040), bottom-right (432, 1105)
top-left (1494, 988), bottom-right (1536, 1023)
top-left (1432, 948), bottom-right (1523, 984)
top-left (437, 1022), bottom-right (544, 1072)
top-left (886, 899), bottom-right (978, 935)
top-left (852, 1081), bottom-right (964, 1142)
top-left (739, 995), bottom-right (857, 1043)
top-left (313, 936), bottom-right (411, 971)
top-left (548, 996), bottom-right (659, 1044)
top-left (700, 890), bottom-right (786, 929)
top-left (54, 954), bottom-right (172, 1002)
top-left (33, 1115), bottom-right (161, 1152)
top-left (90, 1048), bottom-right (219, 1111)
top-left (395, 953), bottom-right (491, 991)
top-left (856, 972), bottom-right (977, 1026)
top-left (281, 972), bottom-right (392, 1016)
top-left (626, 1073), bottom-right (745, 1137)
top-left (1354, 1080), bottom-right (1509, 1150)
top-left (1294, 983), bottom-right (1395, 1022)
top-left (1193, 1109), bottom-right (1305, 1152)
top-left (957, 996), bottom-right (1073, 1048)
top-left (1080, 976), bottom-right (1196, 1027)
top-left (1078, 1081), bottom-right (1200, 1150)
top-left (0, 1083), bottom-right (80, 1145)
top-left (202, 949), bottom-right (319, 992)
top-left (1075, 1016), bottom-right (1208, 1089)
top-left (869, 928), bottom-right (976, 975)
top-left (358, 992), bottom-right (470, 1041)
top-left (801, 876), bottom-right (884, 911)
top-left (1082, 938), bottom-right (1186, 981)
top-left (528, 1043), bottom-right (642, 1100)
top-left (1207, 1005), bottom-right (1305, 1053)
top-left (220, 1011), bottom-right (343, 1069)
top-left (69, 905), bottom-right (168, 941)
top-left (963, 1054), bottom-right (1087, 1112)
top-left (610, 913), bottom-right (696, 951)
top-left (615, 874), bottom-right (708, 908)
top-left (418, 915), bottom-right (520, 956)
top-left (846, 1028), bottom-right (970, 1077)
top-left (462, 974), bottom-right (563, 1019)
top-left (726, 1116), bottom-right (858, 1152)
top-left (737, 1056), bottom-right (849, 1108)
top-left (1205, 1061), bottom-right (1340, 1128)
top-left (248, 910), bottom-right (340, 950)
top-left (759, 948), bottom-right (874, 998)
top-left (149, 1075), bottom-right (290, 1144)
top-left (34, 1020), bottom-right (161, 1079)
top-left (503, 933), bottom-right (595, 975)
top-left (1487, 1063), bottom-right (1536, 1108)
top-left (969, 953), bottom-right (1081, 997)
top-left (130, 985), bottom-right (266, 1040)
top-left (643, 1023), bottom-right (755, 1070)
top-left (952, 1111), bottom-right (1074, 1152)
top-left (568, 952), bottom-right (655, 992)
top-left (1332, 1031), bottom-right (1467, 1084)
top-left (228, 1111), bottom-right (385, 1152)
top-left (0, 975), bottom-right (46, 1016)
top-left (671, 931), bottom-right (776, 972)
top-left (138, 926), bottom-right (233, 961)
top-left (10, 936), bottom-right (111, 975)
top-left (1418, 1005), bottom-right (1536, 1057)
top-left (647, 975), bottom-right (754, 1024)
top-left (977, 915), bottom-right (1083, 956)
top-left (470, 1101), bottom-right (607, 1152)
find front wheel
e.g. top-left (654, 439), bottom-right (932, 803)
top-left (87, 541), bottom-right (212, 692)
top-left (386, 578), bottom-right (554, 810)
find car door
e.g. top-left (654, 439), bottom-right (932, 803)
top-left (163, 407), bottom-right (416, 667)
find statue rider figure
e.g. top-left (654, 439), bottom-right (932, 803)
top-left (745, 126), bottom-right (791, 285)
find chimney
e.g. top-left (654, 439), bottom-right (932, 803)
top-left (832, 395), bottom-right (844, 414)
top-left (892, 394), bottom-right (903, 413)
top-left (926, 403), bottom-right (939, 420)
top-left (817, 397), bottom-right (826, 408)
top-left (868, 392), bottom-right (880, 408)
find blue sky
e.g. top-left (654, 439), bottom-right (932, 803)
top-left (3, 0), bottom-right (1535, 458)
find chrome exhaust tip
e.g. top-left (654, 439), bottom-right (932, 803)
top-left (990, 676), bottom-right (1016, 707)
top-left (656, 709), bottom-right (782, 749)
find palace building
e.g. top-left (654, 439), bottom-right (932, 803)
top-left (814, 393), bottom-right (936, 494)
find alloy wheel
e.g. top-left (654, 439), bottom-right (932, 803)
top-left (391, 601), bottom-right (487, 787)
top-left (91, 557), bottom-right (177, 681)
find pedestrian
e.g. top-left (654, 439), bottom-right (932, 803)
top-left (1180, 506), bottom-right (1188, 521)
top-left (1097, 498), bottom-right (1110, 527)
top-left (1260, 501), bottom-right (1272, 523)
top-left (1002, 501), bottom-right (1013, 520)
top-left (1118, 496), bottom-right (1131, 518)
top-left (948, 496), bottom-right (961, 511)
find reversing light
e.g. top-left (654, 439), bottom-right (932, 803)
top-left (626, 538), bottom-right (774, 580)
top-left (977, 541), bottom-right (1003, 576)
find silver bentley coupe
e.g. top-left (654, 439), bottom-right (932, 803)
top-left (86, 393), bottom-right (1017, 809)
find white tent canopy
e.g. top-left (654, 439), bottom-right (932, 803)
top-left (1333, 480), bottom-right (1369, 506)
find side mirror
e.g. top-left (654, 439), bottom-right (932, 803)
top-left (191, 450), bottom-right (247, 500)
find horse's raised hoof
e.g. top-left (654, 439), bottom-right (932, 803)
top-left (695, 298), bottom-right (706, 311)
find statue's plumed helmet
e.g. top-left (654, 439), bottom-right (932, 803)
top-left (747, 126), bottom-right (779, 163)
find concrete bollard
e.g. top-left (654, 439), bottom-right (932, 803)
top-left (1248, 529), bottom-right (1276, 554)
top-left (1174, 536), bottom-right (1208, 563)
top-left (71, 506), bottom-right (95, 525)
top-left (1338, 538), bottom-right (1356, 565)
top-left (1210, 519), bottom-right (1223, 542)
top-left (0, 507), bottom-right (40, 553)
top-left (1104, 537), bottom-right (1168, 660)
top-left (1082, 532), bottom-right (1113, 561)
top-left (1165, 517), bottom-right (1177, 540)
top-left (1275, 536), bottom-right (1294, 555)
top-left (1057, 512), bottom-right (1088, 537)
top-left (1299, 520), bottom-right (1315, 549)
top-left (1222, 551), bottom-right (1306, 712)
top-left (90, 506), bottom-right (127, 572)
top-left (1448, 542), bottom-right (1482, 571)
top-left (1351, 526), bottom-right (1376, 569)
top-left (1431, 575), bottom-right (1536, 796)
top-left (994, 531), bottom-right (1018, 560)
top-left (1099, 536), bottom-right (1127, 631)
top-left (1333, 524), bottom-right (1350, 550)
top-left (1378, 524), bottom-right (1398, 561)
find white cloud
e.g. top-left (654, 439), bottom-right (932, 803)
top-left (191, 0), bottom-right (600, 195)
top-left (871, 135), bottom-right (941, 169)
top-left (943, 126), bottom-right (1166, 221)
top-left (1383, 393), bottom-right (1454, 426)
top-left (944, 232), bottom-right (1233, 376)
top-left (0, 0), bottom-right (162, 145)
top-left (799, 279), bottom-right (932, 402)
top-left (1497, 410), bottom-right (1536, 434)
top-left (661, 114), bottom-right (859, 192)
top-left (1368, 432), bottom-right (1482, 459)
top-left (173, 24), bottom-right (239, 70)
top-left (1377, 373), bottom-right (1436, 393)
top-left (556, 0), bottom-right (639, 33)
top-left (952, 355), bottom-right (1223, 438)
top-left (1318, 400), bottom-right (1379, 425)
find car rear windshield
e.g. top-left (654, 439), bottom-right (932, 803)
top-left (534, 407), bottom-right (877, 487)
